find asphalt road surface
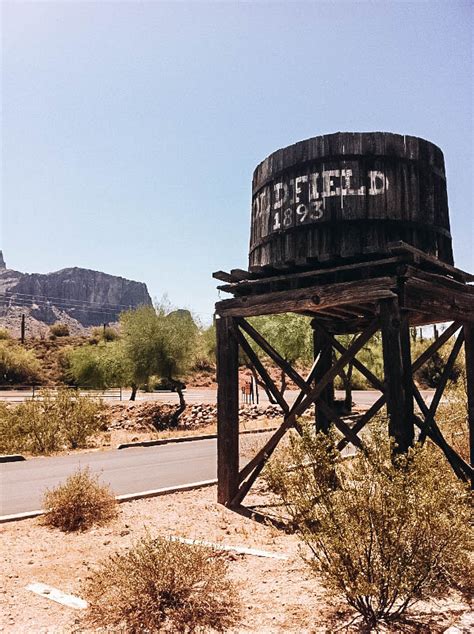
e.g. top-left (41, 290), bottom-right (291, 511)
top-left (1, 439), bottom-right (218, 516)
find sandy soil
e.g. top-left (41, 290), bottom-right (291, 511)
top-left (1, 486), bottom-right (471, 633)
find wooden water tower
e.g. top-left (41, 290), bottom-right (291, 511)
top-left (214, 132), bottom-right (474, 507)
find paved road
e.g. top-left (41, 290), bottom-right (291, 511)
top-left (0, 387), bottom-right (429, 408)
top-left (1, 439), bottom-right (218, 516)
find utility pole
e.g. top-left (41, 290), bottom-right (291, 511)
top-left (20, 314), bottom-right (25, 344)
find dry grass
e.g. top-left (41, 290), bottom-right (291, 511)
top-left (42, 467), bottom-right (118, 532)
top-left (83, 534), bottom-right (241, 633)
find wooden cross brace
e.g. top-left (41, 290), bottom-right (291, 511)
top-left (216, 313), bottom-right (473, 508)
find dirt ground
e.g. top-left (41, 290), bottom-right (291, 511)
top-left (1, 485), bottom-right (471, 633)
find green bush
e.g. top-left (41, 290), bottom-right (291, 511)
top-left (0, 341), bottom-right (42, 384)
top-left (83, 535), bottom-right (241, 633)
top-left (49, 322), bottom-right (70, 337)
top-left (0, 389), bottom-right (104, 454)
top-left (42, 467), bottom-right (118, 532)
top-left (265, 424), bottom-right (472, 628)
top-left (0, 328), bottom-right (11, 340)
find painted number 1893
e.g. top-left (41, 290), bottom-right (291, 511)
top-left (272, 201), bottom-right (323, 230)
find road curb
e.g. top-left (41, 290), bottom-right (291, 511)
top-left (0, 479), bottom-right (218, 524)
top-left (115, 479), bottom-right (217, 503)
top-left (117, 426), bottom-right (278, 449)
top-left (0, 454), bottom-right (26, 463)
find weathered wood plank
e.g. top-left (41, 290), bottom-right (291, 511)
top-left (403, 277), bottom-right (474, 323)
top-left (216, 277), bottom-right (397, 318)
top-left (388, 241), bottom-right (473, 282)
top-left (212, 271), bottom-right (236, 283)
top-left (219, 255), bottom-right (410, 294)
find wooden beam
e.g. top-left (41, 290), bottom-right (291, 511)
top-left (412, 385), bottom-right (472, 481)
top-left (316, 323), bottom-right (384, 392)
top-left (312, 322), bottom-right (333, 433)
top-left (404, 277), bottom-right (474, 323)
top-left (316, 399), bottom-right (364, 449)
top-left (218, 255), bottom-right (411, 294)
top-left (230, 268), bottom-right (252, 281)
top-left (216, 277), bottom-right (397, 318)
top-left (337, 396), bottom-right (386, 451)
top-left (238, 321), bottom-right (378, 493)
top-left (388, 241), bottom-right (474, 282)
top-left (233, 326), bottom-right (289, 415)
top-left (380, 297), bottom-right (414, 453)
top-left (338, 321), bottom-right (463, 451)
top-left (420, 330), bottom-right (464, 442)
top-left (212, 270), bottom-right (235, 283)
top-left (464, 324), bottom-right (474, 485)
top-left (216, 316), bottom-right (240, 506)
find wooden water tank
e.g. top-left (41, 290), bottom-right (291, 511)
top-left (249, 132), bottom-right (453, 271)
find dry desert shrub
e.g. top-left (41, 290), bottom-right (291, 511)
top-left (49, 322), bottom-right (70, 337)
top-left (42, 467), bottom-right (118, 532)
top-left (265, 423), bottom-right (473, 628)
top-left (0, 389), bottom-right (104, 454)
top-left (83, 535), bottom-right (241, 633)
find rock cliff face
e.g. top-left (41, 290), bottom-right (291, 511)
top-left (0, 252), bottom-right (152, 329)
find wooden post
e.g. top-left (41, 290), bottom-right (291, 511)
top-left (464, 324), bottom-right (474, 482)
top-left (216, 316), bottom-right (240, 506)
top-left (20, 314), bottom-right (25, 344)
top-left (380, 297), bottom-right (414, 453)
top-left (312, 321), bottom-right (334, 433)
top-left (400, 311), bottom-right (414, 430)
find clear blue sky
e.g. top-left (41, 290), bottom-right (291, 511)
top-left (1, 1), bottom-right (472, 323)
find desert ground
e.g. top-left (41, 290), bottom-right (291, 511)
top-left (1, 484), bottom-right (471, 634)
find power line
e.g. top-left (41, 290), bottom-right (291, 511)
top-left (0, 290), bottom-right (138, 310)
top-left (0, 297), bottom-right (120, 318)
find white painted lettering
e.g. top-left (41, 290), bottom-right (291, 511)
top-left (368, 171), bottom-right (389, 195)
top-left (295, 175), bottom-right (308, 204)
top-left (322, 170), bottom-right (340, 197)
top-left (273, 182), bottom-right (288, 209)
top-left (309, 172), bottom-right (320, 200)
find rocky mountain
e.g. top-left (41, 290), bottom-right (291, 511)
top-left (0, 252), bottom-right (152, 333)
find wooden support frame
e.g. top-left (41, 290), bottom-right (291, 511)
top-left (215, 261), bottom-right (474, 507)
top-left (216, 316), bottom-right (239, 506)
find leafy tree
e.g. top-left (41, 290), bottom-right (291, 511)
top-left (120, 305), bottom-right (198, 423)
top-left (120, 306), bottom-right (163, 400)
top-left (151, 306), bottom-right (199, 423)
top-left (67, 342), bottom-right (130, 389)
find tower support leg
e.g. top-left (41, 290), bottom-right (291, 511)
top-left (216, 316), bottom-right (239, 505)
top-left (464, 324), bottom-right (474, 485)
top-left (312, 322), bottom-right (334, 433)
top-left (380, 297), bottom-right (414, 453)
